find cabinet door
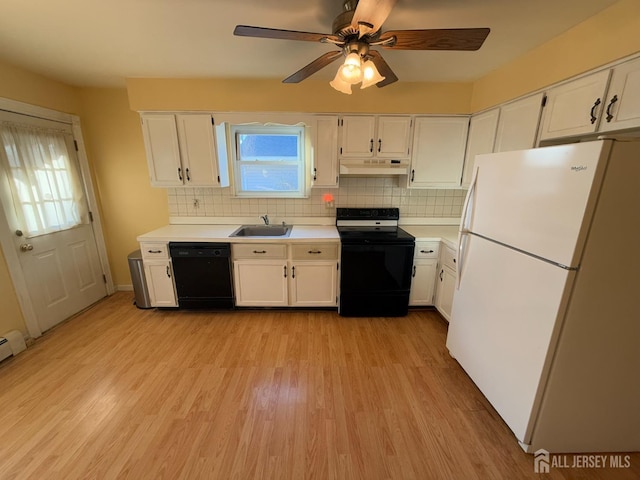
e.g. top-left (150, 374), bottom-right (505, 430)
top-left (435, 266), bottom-right (456, 322)
top-left (538, 70), bottom-right (611, 141)
top-left (409, 259), bottom-right (437, 306)
top-left (340, 116), bottom-right (376, 157)
top-left (313, 116), bottom-right (339, 187)
top-left (461, 109), bottom-right (499, 187)
top-left (175, 114), bottom-right (219, 186)
top-left (141, 114), bottom-right (183, 187)
top-left (409, 117), bottom-right (469, 188)
top-left (143, 260), bottom-right (177, 307)
top-left (494, 93), bottom-right (544, 153)
top-left (289, 261), bottom-right (337, 306)
top-left (599, 57), bottom-right (640, 132)
top-left (233, 260), bottom-right (288, 306)
top-left (377, 116), bottom-right (411, 158)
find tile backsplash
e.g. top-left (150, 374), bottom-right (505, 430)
top-left (167, 177), bottom-right (467, 219)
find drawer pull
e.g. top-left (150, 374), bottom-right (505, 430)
top-left (253, 250), bottom-right (267, 254)
top-left (148, 249), bottom-right (163, 254)
top-left (308, 250), bottom-right (322, 254)
top-left (420, 249), bottom-right (434, 254)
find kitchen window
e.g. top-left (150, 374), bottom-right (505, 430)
top-left (230, 125), bottom-right (307, 198)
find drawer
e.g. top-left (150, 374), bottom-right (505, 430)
top-left (414, 241), bottom-right (439, 259)
top-left (233, 243), bottom-right (287, 259)
top-left (140, 242), bottom-right (169, 259)
top-left (291, 243), bottom-right (338, 260)
top-left (441, 245), bottom-right (457, 272)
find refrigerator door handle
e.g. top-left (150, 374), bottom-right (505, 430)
top-left (457, 167), bottom-right (478, 289)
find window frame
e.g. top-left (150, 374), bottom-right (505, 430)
top-left (229, 124), bottom-right (309, 198)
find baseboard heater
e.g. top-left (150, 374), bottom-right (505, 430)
top-left (0, 330), bottom-right (27, 363)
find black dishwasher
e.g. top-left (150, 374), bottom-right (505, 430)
top-left (169, 243), bottom-right (234, 309)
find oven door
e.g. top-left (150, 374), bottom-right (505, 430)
top-left (339, 241), bottom-right (415, 316)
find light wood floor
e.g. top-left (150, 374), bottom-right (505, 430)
top-left (0, 292), bottom-right (638, 480)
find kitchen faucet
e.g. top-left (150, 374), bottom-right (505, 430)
top-left (260, 214), bottom-right (269, 225)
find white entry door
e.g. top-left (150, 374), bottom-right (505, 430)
top-left (0, 111), bottom-right (106, 332)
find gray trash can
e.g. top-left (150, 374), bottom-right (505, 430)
top-left (128, 250), bottom-right (153, 309)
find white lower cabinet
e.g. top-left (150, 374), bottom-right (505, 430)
top-left (143, 260), bottom-right (178, 307)
top-left (233, 242), bottom-right (338, 307)
top-left (409, 241), bottom-right (439, 306)
top-left (233, 260), bottom-right (289, 306)
top-left (434, 245), bottom-right (457, 322)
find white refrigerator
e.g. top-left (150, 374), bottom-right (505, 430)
top-left (446, 138), bottom-right (640, 453)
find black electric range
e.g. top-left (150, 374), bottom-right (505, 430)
top-left (336, 208), bottom-right (415, 316)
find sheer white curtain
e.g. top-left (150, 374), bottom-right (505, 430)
top-left (0, 121), bottom-right (88, 237)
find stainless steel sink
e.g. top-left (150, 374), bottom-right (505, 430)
top-left (229, 225), bottom-right (292, 237)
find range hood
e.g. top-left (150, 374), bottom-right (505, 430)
top-left (339, 158), bottom-right (410, 176)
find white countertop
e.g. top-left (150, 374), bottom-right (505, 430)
top-left (137, 224), bottom-right (340, 243)
top-left (402, 225), bottom-right (459, 249)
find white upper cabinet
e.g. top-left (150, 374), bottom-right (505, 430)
top-left (141, 113), bottom-right (228, 188)
top-left (340, 115), bottom-right (411, 158)
top-left (494, 93), bottom-right (544, 153)
top-left (598, 56), bottom-right (640, 132)
top-left (409, 116), bottom-right (469, 188)
top-left (461, 108), bottom-right (499, 187)
top-left (312, 116), bottom-right (339, 187)
top-left (538, 70), bottom-right (611, 141)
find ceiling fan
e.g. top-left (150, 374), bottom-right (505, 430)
top-left (233, 0), bottom-right (490, 94)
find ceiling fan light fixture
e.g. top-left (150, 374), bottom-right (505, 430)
top-left (360, 59), bottom-right (385, 89)
top-left (330, 70), bottom-right (352, 94)
top-left (338, 52), bottom-right (363, 84)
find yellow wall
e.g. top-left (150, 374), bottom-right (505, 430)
top-left (77, 89), bottom-right (169, 286)
top-left (126, 78), bottom-right (473, 114)
top-left (471, 0), bottom-right (640, 111)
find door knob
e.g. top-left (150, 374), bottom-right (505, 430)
top-left (15, 229), bottom-right (23, 237)
top-left (20, 244), bottom-right (33, 252)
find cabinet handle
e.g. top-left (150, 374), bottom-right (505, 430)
top-left (605, 94), bottom-right (618, 122)
top-left (308, 250), bottom-right (322, 254)
top-left (284, 265), bottom-right (287, 278)
top-left (411, 169), bottom-right (415, 182)
top-left (439, 269), bottom-right (444, 281)
top-left (177, 167), bottom-right (183, 181)
top-left (412, 265), bottom-right (416, 277)
top-left (253, 250), bottom-right (267, 254)
top-left (369, 139), bottom-right (373, 152)
top-left (148, 249), bottom-right (162, 254)
top-left (378, 139), bottom-right (382, 152)
top-left (453, 258), bottom-right (456, 263)
top-left (291, 266), bottom-right (295, 278)
top-left (185, 167), bottom-right (190, 181)
top-left (166, 266), bottom-right (171, 278)
top-left (420, 250), bottom-right (434, 254)
top-left (589, 98), bottom-right (602, 124)
top-left (313, 167), bottom-right (317, 181)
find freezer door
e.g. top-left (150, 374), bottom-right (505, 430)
top-left (463, 140), bottom-right (611, 268)
top-left (447, 234), bottom-right (575, 444)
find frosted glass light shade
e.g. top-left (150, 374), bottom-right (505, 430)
top-left (330, 70), bottom-right (352, 94)
top-left (361, 60), bottom-right (385, 89)
top-left (338, 52), bottom-right (363, 84)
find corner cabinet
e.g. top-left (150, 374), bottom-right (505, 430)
top-left (339, 115), bottom-right (411, 159)
top-left (434, 245), bottom-right (457, 322)
top-left (409, 242), bottom-right (439, 306)
top-left (141, 113), bottom-right (229, 188)
top-left (408, 116), bottom-right (469, 188)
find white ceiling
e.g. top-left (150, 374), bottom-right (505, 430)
top-left (0, 0), bottom-right (620, 88)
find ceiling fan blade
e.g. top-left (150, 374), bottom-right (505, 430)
top-left (380, 28), bottom-right (490, 51)
top-left (368, 50), bottom-right (398, 88)
top-left (234, 25), bottom-right (340, 43)
top-left (283, 51), bottom-right (344, 84)
top-left (351, 0), bottom-right (398, 37)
